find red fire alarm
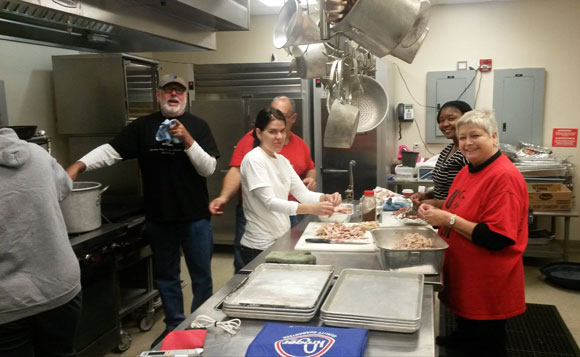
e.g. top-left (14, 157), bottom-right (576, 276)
top-left (479, 59), bottom-right (492, 72)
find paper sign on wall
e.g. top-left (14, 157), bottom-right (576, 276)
top-left (552, 128), bottom-right (578, 148)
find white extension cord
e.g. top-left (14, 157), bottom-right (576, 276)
top-left (189, 314), bottom-right (241, 335)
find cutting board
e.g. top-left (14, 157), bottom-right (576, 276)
top-left (294, 222), bottom-right (377, 252)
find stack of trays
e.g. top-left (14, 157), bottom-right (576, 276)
top-left (222, 263), bottom-right (334, 322)
top-left (320, 269), bottom-right (424, 333)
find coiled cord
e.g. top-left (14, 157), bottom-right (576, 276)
top-left (189, 315), bottom-right (241, 335)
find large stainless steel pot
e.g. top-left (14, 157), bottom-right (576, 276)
top-left (60, 181), bottom-right (108, 234)
top-left (331, 0), bottom-right (426, 58)
top-left (273, 0), bottom-right (321, 49)
top-left (390, 28), bottom-right (429, 64)
top-left (294, 43), bottom-right (329, 79)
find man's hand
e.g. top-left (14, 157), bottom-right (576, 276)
top-left (65, 161), bottom-right (86, 181)
top-left (170, 119), bottom-right (194, 148)
top-left (302, 177), bottom-right (316, 191)
top-left (209, 197), bottom-right (228, 215)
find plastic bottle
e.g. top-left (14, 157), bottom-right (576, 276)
top-left (402, 188), bottom-right (414, 198)
top-left (401, 189), bottom-right (414, 209)
top-left (362, 190), bottom-right (377, 222)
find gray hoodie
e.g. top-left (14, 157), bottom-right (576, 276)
top-left (0, 128), bottom-right (81, 324)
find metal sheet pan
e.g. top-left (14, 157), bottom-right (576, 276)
top-left (321, 316), bottom-right (420, 333)
top-left (320, 312), bottom-right (420, 327)
top-left (223, 274), bottom-right (333, 314)
top-left (223, 264), bottom-right (334, 310)
top-left (321, 269), bottom-right (423, 323)
top-left (223, 308), bottom-right (317, 322)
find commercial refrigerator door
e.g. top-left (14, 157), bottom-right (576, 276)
top-left (190, 99), bottom-right (245, 245)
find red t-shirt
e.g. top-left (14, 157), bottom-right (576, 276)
top-left (438, 154), bottom-right (528, 320)
top-left (230, 131), bottom-right (314, 177)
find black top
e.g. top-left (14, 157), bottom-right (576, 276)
top-left (110, 111), bottom-right (220, 223)
top-left (432, 143), bottom-right (469, 200)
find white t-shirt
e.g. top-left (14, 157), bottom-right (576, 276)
top-left (241, 146), bottom-right (321, 250)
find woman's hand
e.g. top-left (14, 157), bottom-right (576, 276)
top-left (418, 203), bottom-right (452, 226)
top-left (298, 202), bottom-right (335, 216)
top-left (322, 192), bottom-right (342, 206)
top-left (410, 192), bottom-right (426, 206)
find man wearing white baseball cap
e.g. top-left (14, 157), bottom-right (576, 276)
top-left (66, 73), bottom-right (220, 347)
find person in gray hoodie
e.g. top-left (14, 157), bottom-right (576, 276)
top-left (0, 128), bottom-right (82, 357)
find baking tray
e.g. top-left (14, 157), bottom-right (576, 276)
top-left (223, 308), bottom-right (317, 322)
top-left (321, 316), bottom-right (419, 333)
top-left (223, 272), bottom-right (333, 314)
top-left (321, 269), bottom-right (423, 323)
top-left (371, 227), bottom-right (448, 275)
top-left (223, 264), bottom-right (334, 310)
top-left (320, 312), bottom-right (420, 327)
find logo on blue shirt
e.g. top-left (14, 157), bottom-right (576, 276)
top-left (274, 332), bottom-right (336, 356)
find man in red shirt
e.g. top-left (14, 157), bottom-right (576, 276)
top-left (209, 96), bottom-right (316, 271)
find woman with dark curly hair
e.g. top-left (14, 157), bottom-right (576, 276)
top-left (412, 100), bottom-right (472, 207)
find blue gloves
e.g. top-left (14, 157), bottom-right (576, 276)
top-left (155, 119), bottom-right (180, 144)
top-left (383, 197), bottom-right (412, 211)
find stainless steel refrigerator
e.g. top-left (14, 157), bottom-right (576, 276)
top-left (190, 62), bottom-right (312, 245)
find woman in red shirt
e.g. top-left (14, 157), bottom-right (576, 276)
top-left (419, 109), bottom-right (528, 357)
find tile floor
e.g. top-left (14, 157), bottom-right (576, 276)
top-left (106, 247), bottom-right (580, 357)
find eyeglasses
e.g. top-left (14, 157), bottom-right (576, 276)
top-left (161, 86), bottom-right (186, 94)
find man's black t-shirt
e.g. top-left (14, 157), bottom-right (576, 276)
top-left (110, 111), bottom-right (220, 223)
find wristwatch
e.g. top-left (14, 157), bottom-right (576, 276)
top-left (449, 214), bottom-right (457, 227)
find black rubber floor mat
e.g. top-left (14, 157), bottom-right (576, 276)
top-left (439, 303), bottom-right (580, 357)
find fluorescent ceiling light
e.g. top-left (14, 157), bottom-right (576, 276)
top-left (259, 0), bottom-right (318, 7)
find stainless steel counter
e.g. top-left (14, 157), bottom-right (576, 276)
top-left (168, 215), bottom-right (439, 356)
top-left (241, 215), bottom-right (443, 291)
top-left (175, 274), bottom-right (435, 357)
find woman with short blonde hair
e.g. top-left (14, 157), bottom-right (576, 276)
top-left (419, 109), bottom-right (528, 356)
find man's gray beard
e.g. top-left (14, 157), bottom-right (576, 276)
top-left (160, 102), bottom-right (186, 118)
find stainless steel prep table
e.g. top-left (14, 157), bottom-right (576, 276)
top-left (174, 274), bottom-right (435, 357)
top-left (165, 215), bottom-right (440, 356)
top-left (240, 215), bottom-right (443, 291)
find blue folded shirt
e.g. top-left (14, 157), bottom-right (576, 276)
top-left (246, 323), bottom-right (367, 357)
top-left (155, 119), bottom-right (180, 144)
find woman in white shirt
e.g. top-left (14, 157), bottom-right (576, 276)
top-left (240, 107), bottom-right (341, 264)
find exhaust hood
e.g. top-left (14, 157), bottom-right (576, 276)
top-left (0, 0), bottom-right (250, 52)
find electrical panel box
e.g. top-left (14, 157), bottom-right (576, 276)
top-left (426, 70), bottom-right (476, 143)
top-left (493, 68), bottom-right (545, 146)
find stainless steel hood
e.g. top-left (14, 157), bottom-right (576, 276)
top-left (0, 0), bottom-right (250, 52)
